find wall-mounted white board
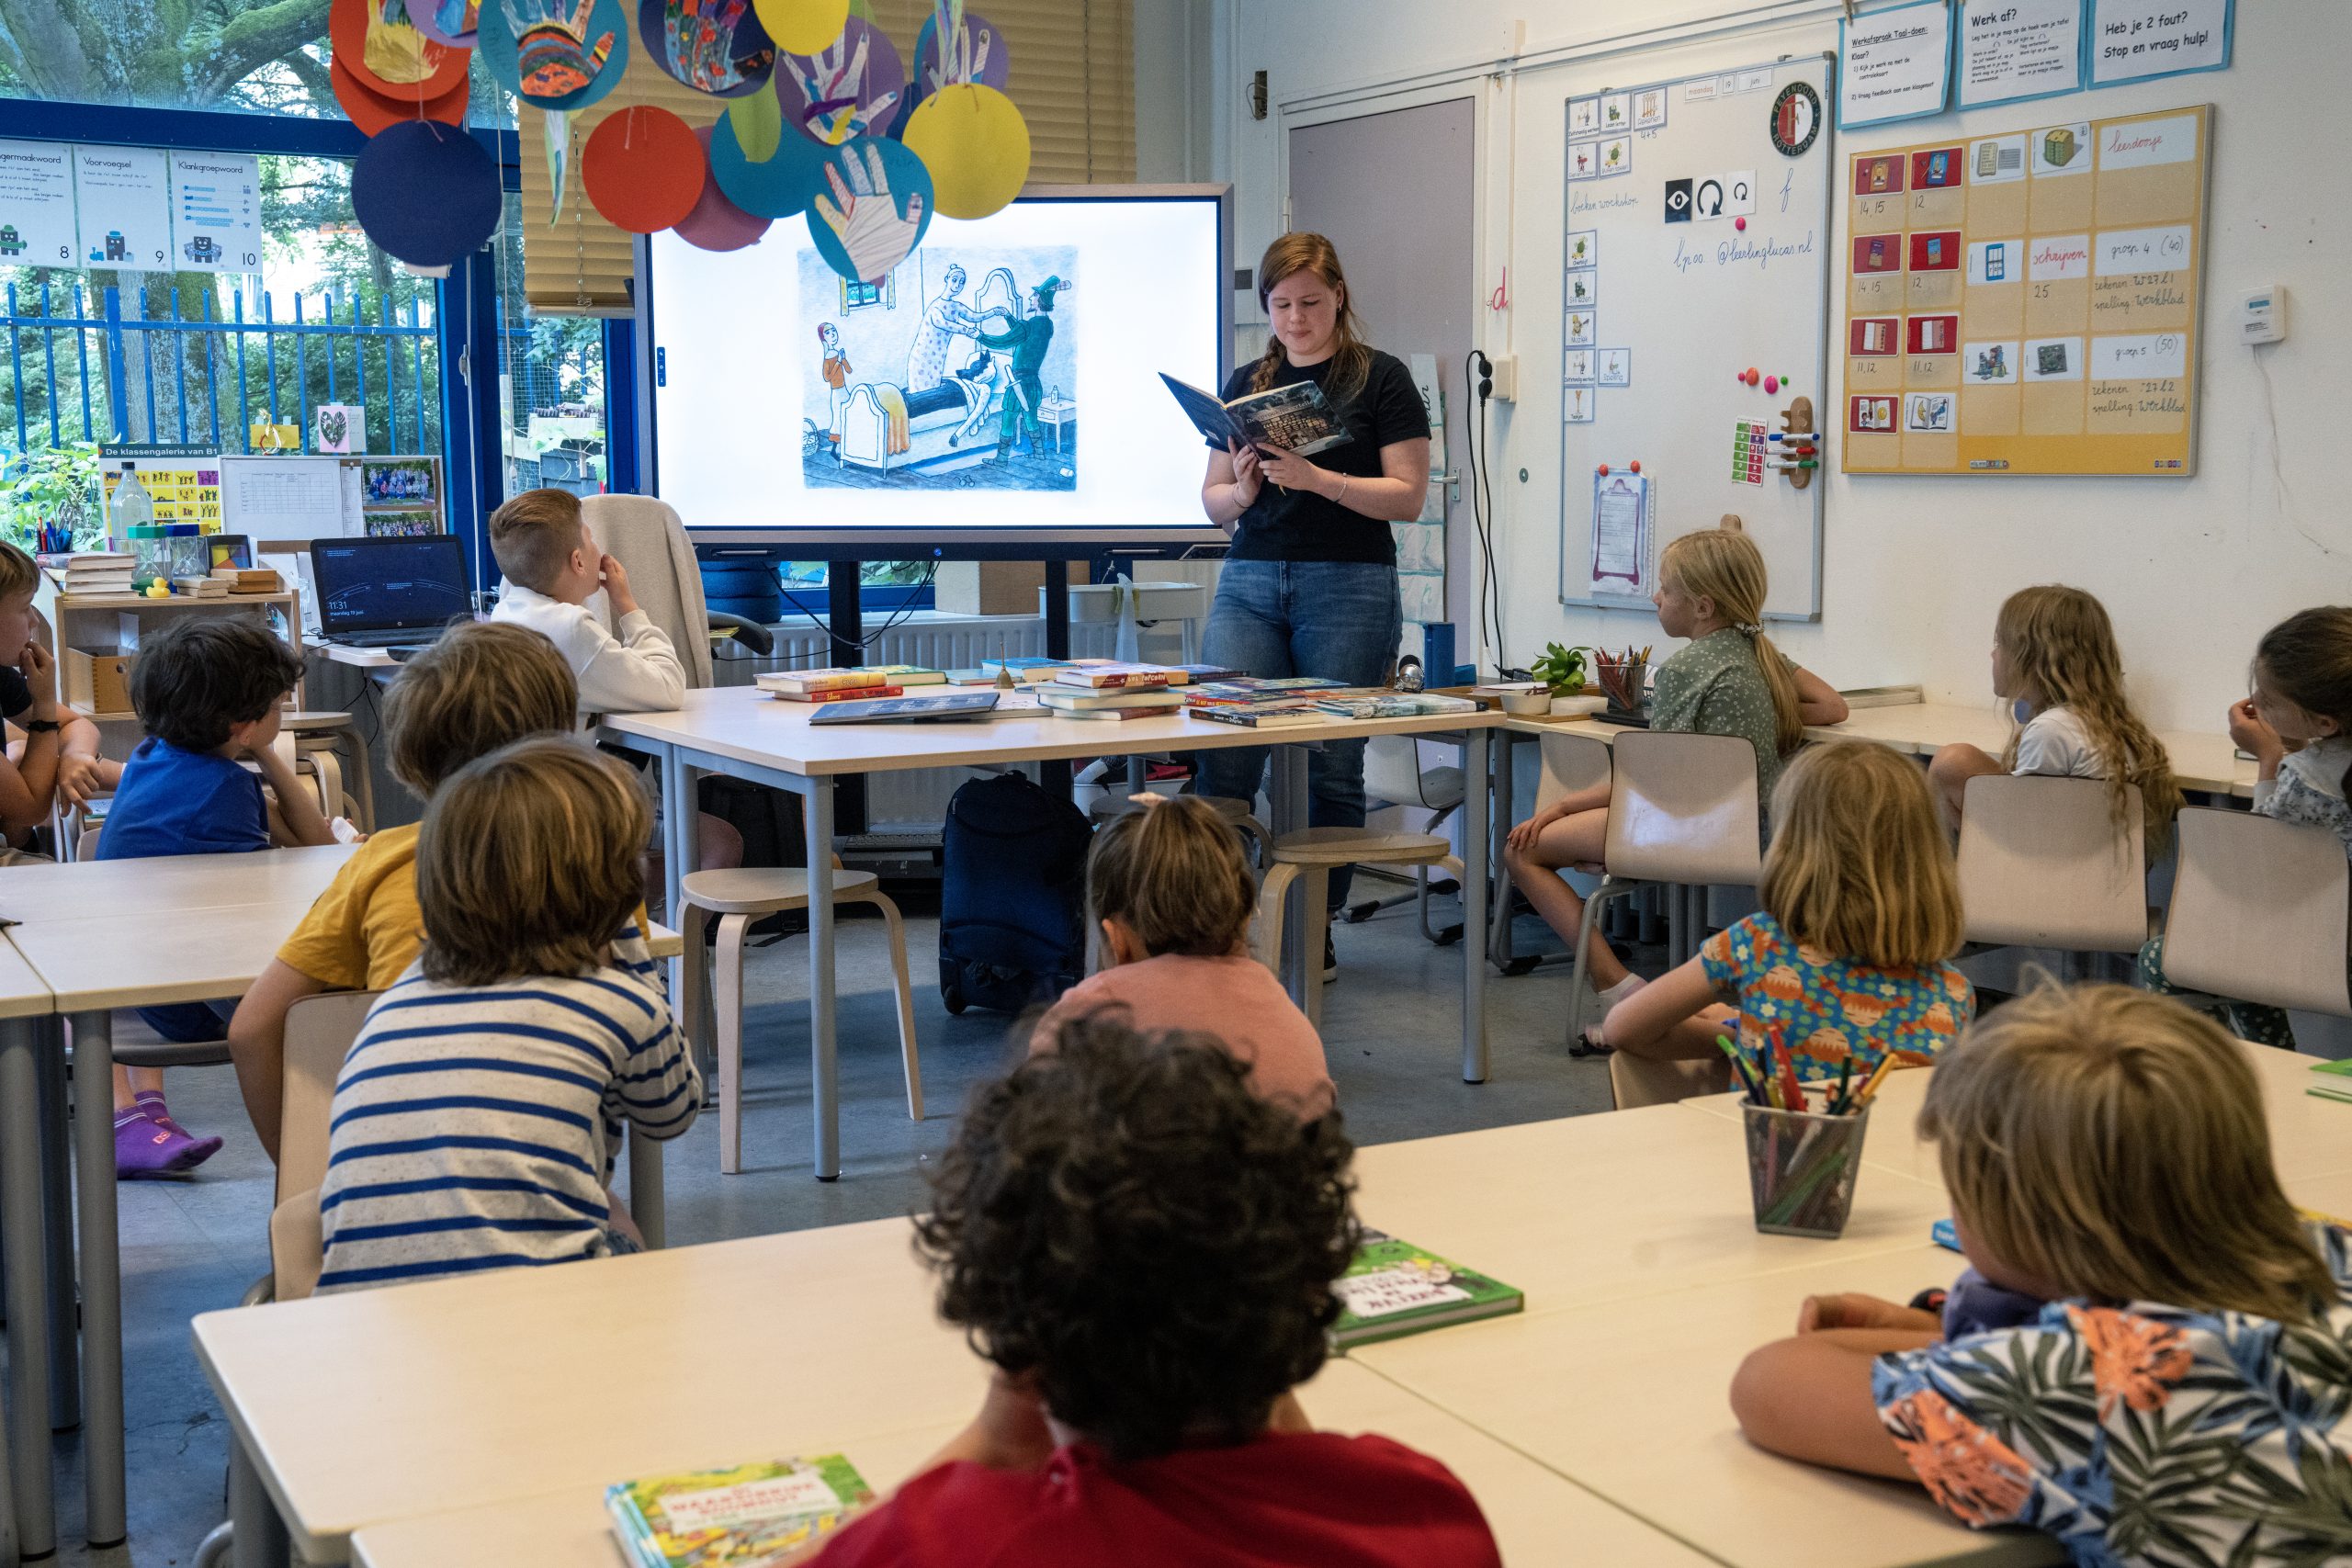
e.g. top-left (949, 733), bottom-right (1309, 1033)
top-left (1559, 55), bottom-right (1836, 619)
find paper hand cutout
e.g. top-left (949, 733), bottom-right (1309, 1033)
top-left (507, 0), bottom-right (616, 98)
top-left (813, 142), bottom-right (925, 283)
top-left (665, 0), bottom-right (772, 92)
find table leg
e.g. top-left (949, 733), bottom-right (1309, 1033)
top-left (227, 1430), bottom-right (289, 1568)
top-left (627, 1126), bottom-right (665, 1251)
top-left (69, 1010), bottom-right (124, 1547)
top-left (1124, 756), bottom-right (1145, 795)
top-left (344, 721), bottom-right (377, 836)
top-left (661, 746), bottom-right (689, 927)
top-left (806, 780), bottom-right (840, 1182)
top-left (1461, 728), bottom-right (1491, 1083)
top-left (1488, 730), bottom-right (1517, 965)
top-left (0, 1017), bottom-right (54, 1560)
top-left (1270, 747), bottom-right (1310, 1001)
top-left (35, 1020), bottom-right (76, 1431)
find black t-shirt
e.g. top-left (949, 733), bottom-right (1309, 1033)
top-left (1213, 349), bottom-right (1430, 564)
top-left (0, 664), bottom-right (30, 722)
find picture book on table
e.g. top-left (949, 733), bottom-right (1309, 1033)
top-left (1329, 1230), bottom-right (1523, 1348)
top-left (606, 1454), bottom-right (873, 1568)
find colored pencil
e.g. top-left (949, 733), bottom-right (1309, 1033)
top-left (1851, 1054), bottom-right (1903, 1110)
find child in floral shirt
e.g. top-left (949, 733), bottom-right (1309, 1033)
top-left (1730, 985), bottom-right (2352, 1568)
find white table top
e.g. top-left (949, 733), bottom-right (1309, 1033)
top-left (603, 685), bottom-right (1499, 778)
top-left (0, 844), bottom-right (354, 923)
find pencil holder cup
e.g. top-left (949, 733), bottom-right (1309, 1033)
top-left (1742, 1100), bottom-right (1871, 1239)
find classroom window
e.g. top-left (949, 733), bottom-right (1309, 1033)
top-left (492, 197), bottom-right (609, 501)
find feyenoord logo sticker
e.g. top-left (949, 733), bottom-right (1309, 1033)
top-left (1770, 81), bottom-right (1821, 157)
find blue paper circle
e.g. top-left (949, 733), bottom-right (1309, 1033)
top-left (707, 107), bottom-right (832, 218)
top-left (479, 0), bottom-right (630, 112)
top-left (912, 10), bottom-right (1010, 96)
top-left (352, 120), bottom-right (503, 268)
top-left (804, 136), bottom-right (933, 284)
top-left (637, 0), bottom-right (775, 98)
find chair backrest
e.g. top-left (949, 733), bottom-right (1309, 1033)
top-left (75, 822), bottom-right (99, 859)
top-left (1363, 736), bottom-right (1430, 809)
top-left (2164, 807), bottom-right (2352, 1016)
top-left (271, 988), bottom-right (379, 1302)
top-left (1603, 730), bottom-right (1764, 886)
top-left (1957, 774), bottom-right (2146, 953)
top-left (1533, 732), bottom-right (1611, 812)
top-left (581, 494), bottom-right (715, 690)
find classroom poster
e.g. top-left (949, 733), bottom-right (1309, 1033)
top-left (99, 445), bottom-right (224, 529)
top-left (1959, 0), bottom-right (2086, 108)
top-left (0, 140), bottom-right (80, 265)
top-left (1838, 0), bottom-right (1952, 129)
top-left (72, 144), bottom-right (171, 268)
top-left (165, 150), bottom-right (263, 272)
top-left (2089, 0), bottom-right (2232, 85)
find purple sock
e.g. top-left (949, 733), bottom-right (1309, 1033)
top-left (113, 1106), bottom-right (220, 1179)
top-left (134, 1090), bottom-right (183, 1136)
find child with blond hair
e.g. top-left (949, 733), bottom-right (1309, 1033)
top-left (1730, 985), bottom-right (2351, 1566)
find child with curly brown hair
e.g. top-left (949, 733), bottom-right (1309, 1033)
top-left (808, 1014), bottom-right (1500, 1568)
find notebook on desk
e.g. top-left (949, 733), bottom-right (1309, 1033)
top-left (808, 692), bottom-right (1001, 725)
top-left (310, 535), bottom-right (470, 652)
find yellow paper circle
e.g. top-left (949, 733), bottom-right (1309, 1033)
top-left (727, 88), bottom-right (783, 164)
top-left (752, 0), bottom-right (851, 56)
top-left (901, 85), bottom-right (1030, 220)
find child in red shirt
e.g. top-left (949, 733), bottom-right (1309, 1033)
top-left (808, 1015), bottom-right (1499, 1568)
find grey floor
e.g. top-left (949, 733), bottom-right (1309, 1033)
top-left (20, 888), bottom-right (1617, 1566)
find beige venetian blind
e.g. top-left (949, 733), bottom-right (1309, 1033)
top-left (519, 0), bottom-right (1135, 314)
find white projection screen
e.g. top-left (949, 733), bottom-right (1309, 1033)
top-left (642, 185), bottom-right (1233, 550)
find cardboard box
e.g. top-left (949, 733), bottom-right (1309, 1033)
top-left (934, 560), bottom-right (1090, 617)
top-left (64, 645), bottom-right (136, 715)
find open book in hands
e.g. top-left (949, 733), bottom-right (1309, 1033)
top-left (1160, 373), bottom-right (1355, 457)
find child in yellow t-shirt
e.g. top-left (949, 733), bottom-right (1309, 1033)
top-left (227, 621), bottom-right (661, 1160)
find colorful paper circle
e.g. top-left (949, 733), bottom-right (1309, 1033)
top-left (911, 9), bottom-right (1009, 96)
top-left (409, 0), bottom-right (482, 49)
top-left (805, 135), bottom-right (931, 284)
top-left (674, 124), bottom-right (773, 251)
top-left (332, 0), bottom-right (471, 100)
top-left (725, 86), bottom-right (784, 163)
top-left (582, 105), bottom-right (707, 233)
top-left (478, 0), bottom-right (630, 112)
top-left (352, 119), bottom-right (503, 268)
top-left (901, 84), bottom-right (1027, 220)
top-left (638, 0), bottom-right (775, 97)
top-left (707, 105), bottom-right (831, 218)
top-left (775, 17), bottom-right (903, 145)
top-left (331, 55), bottom-right (469, 134)
top-left (752, 0), bottom-right (849, 55)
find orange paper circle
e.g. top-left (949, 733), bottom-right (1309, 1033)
top-left (331, 0), bottom-right (470, 102)
top-left (332, 56), bottom-right (469, 135)
top-left (901, 85), bottom-right (1029, 220)
top-left (752, 0), bottom-right (850, 55)
top-left (582, 106), bottom-right (707, 234)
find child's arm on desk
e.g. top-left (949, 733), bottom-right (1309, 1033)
top-left (1792, 665), bottom-right (1849, 727)
top-left (1731, 1325), bottom-right (1932, 1481)
top-left (1602, 956), bottom-right (1736, 1060)
top-left (252, 740), bottom-right (338, 847)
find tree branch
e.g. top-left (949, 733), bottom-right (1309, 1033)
top-left (276, 42), bottom-right (334, 113)
top-left (193, 0), bottom-right (332, 101)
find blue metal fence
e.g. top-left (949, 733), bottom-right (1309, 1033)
top-left (0, 279), bottom-right (440, 457)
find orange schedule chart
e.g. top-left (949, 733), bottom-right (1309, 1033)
top-left (1841, 104), bottom-right (2210, 477)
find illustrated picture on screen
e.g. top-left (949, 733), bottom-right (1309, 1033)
top-left (799, 244), bottom-right (1079, 494)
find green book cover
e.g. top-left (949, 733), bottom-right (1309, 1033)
top-left (2311, 1058), bottom-right (2352, 1077)
top-left (606, 1455), bottom-right (873, 1568)
top-left (1329, 1230), bottom-right (1523, 1349)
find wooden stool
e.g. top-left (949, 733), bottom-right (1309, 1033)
top-left (1087, 793), bottom-right (1271, 863)
top-left (1256, 828), bottom-right (1464, 1027)
top-left (678, 868), bottom-right (922, 1175)
top-left (286, 711), bottom-right (374, 832)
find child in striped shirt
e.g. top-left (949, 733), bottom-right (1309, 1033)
top-left (315, 737), bottom-right (698, 1293)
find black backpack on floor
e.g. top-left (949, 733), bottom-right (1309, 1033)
top-left (938, 772), bottom-right (1091, 1015)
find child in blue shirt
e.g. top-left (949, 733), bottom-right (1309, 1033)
top-left (97, 615), bottom-right (335, 1175)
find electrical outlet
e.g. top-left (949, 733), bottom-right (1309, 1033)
top-left (1487, 355), bottom-right (1518, 401)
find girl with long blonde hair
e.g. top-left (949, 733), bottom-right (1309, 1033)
top-left (1601, 741), bottom-right (1972, 1104)
top-left (1928, 584), bottom-right (2182, 851)
top-left (1506, 523), bottom-right (1847, 1033)
top-left (1196, 233), bottom-right (1433, 976)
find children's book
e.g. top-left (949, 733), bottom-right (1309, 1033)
top-left (1038, 685), bottom-right (1186, 710)
top-left (808, 692), bottom-right (1000, 725)
top-left (1329, 1230), bottom-right (1523, 1348)
top-left (852, 665), bottom-right (945, 687)
top-left (756, 668), bottom-right (885, 694)
top-left (764, 685), bottom-right (900, 703)
top-left (1159, 373), bottom-right (1354, 457)
top-left (1054, 705), bottom-right (1180, 722)
top-left (1053, 662), bottom-right (1183, 690)
top-left (1314, 691), bottom-right (1481, 719)
top-left (981, 657), bottom-right (1076, 683)
top-left (607, 1455), bottom-right (873, 1568)
top-left (1192, 700), bottom-right (1332, 730)
top-left (1171, 662), bottom-right (1244, 682)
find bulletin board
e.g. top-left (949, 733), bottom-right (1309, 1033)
top-left (1559, 56), bottom-right (1835, 620)
top-left (1842, 104), bottom-right (2211, 477)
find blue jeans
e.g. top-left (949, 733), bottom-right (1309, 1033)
top-left (1196, 560), bottom-right (1402, 908)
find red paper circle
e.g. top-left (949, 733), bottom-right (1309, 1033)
top-left (332, 56), bottom-right (469, 134)
top-left (331, 0), bottom-right (471, 102)
top-left (582, 107), bottom-right (707, 234)
top-left (673, 125), bottom-right (772, 252)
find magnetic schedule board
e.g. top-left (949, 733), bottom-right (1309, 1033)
top-left (1842, 104), bottom-right (2211, 477)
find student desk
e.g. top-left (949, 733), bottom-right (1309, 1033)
top-left (603, 689), bottom-right (1500, 1179)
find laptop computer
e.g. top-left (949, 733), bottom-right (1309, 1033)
top-left (310, 535), bottom-right (471, 653)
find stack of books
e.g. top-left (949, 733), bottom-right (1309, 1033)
top-left (753, 668), bottom-right (903, 703)
top-left (1039, 661), bottom-right (1189, 722)
top-left (980, 656), bottom-right (1075, 684)
top-left (47, 552), bottom-right (135, 596)
top-left (170, 575), bottom-right (232, 599)
top-left (215, 566), bottom-right (283, 595)
top-left (1054, 660), bottom-right (1187, 690)
top-left (1191, 699), bottom-right (1330, 729)
top-left (1313, 690), bottom-right (1481, 719)
top-left (851, 664), bottom-right (945, 687)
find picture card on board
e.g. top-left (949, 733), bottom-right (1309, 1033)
top-left (1838, 0), bottom-right (1953, 129)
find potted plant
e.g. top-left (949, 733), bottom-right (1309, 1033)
top-left (1530, 641), bottom-right (1590, 695)
top-left (0, 442), bottom-right (102, 551)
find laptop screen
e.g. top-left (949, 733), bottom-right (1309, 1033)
top-left (311, 536), bottom-right (471, 636)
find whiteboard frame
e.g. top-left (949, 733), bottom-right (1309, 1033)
top-left (1557, 54), bottom-right (1835, 624)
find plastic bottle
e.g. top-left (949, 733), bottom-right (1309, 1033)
top-left (108, 464), bottom-right (153, 534)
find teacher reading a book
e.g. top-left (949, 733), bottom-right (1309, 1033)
top-left (1197, 232), bottom-right (1432, 978)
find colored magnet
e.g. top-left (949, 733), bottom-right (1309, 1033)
top-left (1735, 216), bottom-right (1746, 231)
top-left (752, 0), bottom-right (850, 54)
top-left (582, 105), bottom-right (707, 233)
top-left (673, 123), bottom-right (773, 251)
top-left (911, 8), bottom-right (1010, 96)
top-left (806, 136), bottom-right (932, 283)
top-left (333, 0), bottom-right (471, 100)
top-left (479, 0), bottom-right (629, 112)
top-left (775, 17), bottom-right (905, 144)
top-left (352, 118), bottom-right (503, 268)
top-left (707, 104), bottom-right (831, 217)
top-left (332, 55), bottom-right (469, 133)
top-left (1596, 464), bottom-right (1610, 476)
top-left (409, 0), bottom-right (482, 48)
top-left (1744, 368), bottom-right (1759, 387)
top-left (639, 0), bottom-right (776, 97)
top-left (1629, 460), bottom-right (1641, 473)
top-left (1764, 376), bottom-right (1779, 393)
top-left (900, 84), bottom-right (1028, 220)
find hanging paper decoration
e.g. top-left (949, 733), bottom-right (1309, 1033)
top-left (639, 0), bottom-right (776, 97)
top-left (582, 106), bottom-right (707, 233)
top-left (901, 83), bottom-right (1025, 220)
top-left (333, 0), bottom-right (471, 100)
top-left (910, 4), bottom-right (1007, 99)
top-left (674, 124), bottom-right (772, 251)
top-left (480, 0), bottom-right (630, 112)
top-left (545, 109), bottom-right (573, 225)
top-left (410, 0), bottom-right (482, 47)
top-left (807, 136), bottom-right (930, 284)
top-left (707, 106), bottom-right (830, 218)
top-left (353, 119), bottom-right (503, 267)
top-left (775, 18), bottom-right (904, 145)
top-left (752, 0), bottom-right (849, 55)
top-left (333, 53), bottom-right (469, 133)
top-left (726, 86), bottom-right (784, 162)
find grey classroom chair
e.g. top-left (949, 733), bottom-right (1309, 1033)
top-left (1956, 775), bottom-right (2148, 956)
top-left (1347, 735), bottom-right (1469, 942)
top-left (2161, 807), bottom-right (2350, 1018)
top-left (580, 493), bottom-right (775, 684)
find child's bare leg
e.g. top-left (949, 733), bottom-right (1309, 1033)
top-left (114, 1063), bottom-right (164, 1113)
top-left (1927, 743), bottom-right (2002, 828)
top-left (1503, 808), bottom-right (1628, 989)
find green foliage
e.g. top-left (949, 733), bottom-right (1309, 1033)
top-left (1530, 641), bottom-right (1589, 694)
top-left (0, 440), bottom-right (99, 547)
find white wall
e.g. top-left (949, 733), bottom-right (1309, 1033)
top-left (1145, 0), bottom-right (2352, 729)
